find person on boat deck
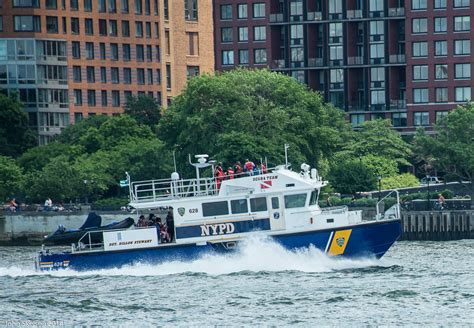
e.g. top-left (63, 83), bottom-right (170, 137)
top-left (136, 215), bottom-right (147, 227)
top-left (260, 162), bottom-right (267, 174)
top-left (166, 210), bottom-right (174, 242)
top-left (147, 213), bottom-right (157, 226)
top-left (244, 159), bottom-right (255, 176)
top-left (214, 162), bottom-right (225, 190)
top-left (158, 218), bottom-right (170, 243)
top-left (234, 161), bottom-right (243, 177)
top-left (226, 167), bottom-right (235, 180)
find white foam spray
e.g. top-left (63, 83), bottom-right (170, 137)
top-left (0, 234), bottom-right (386, 277)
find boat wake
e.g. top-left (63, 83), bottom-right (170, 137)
top-left (0, 235), bottom-right (389, 277)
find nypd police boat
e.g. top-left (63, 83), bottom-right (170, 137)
top-left (36, 154), bottom-right (401, 271)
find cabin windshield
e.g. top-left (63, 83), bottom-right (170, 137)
top-left (309, 189), bottom-right (319, 206)
top-left (284, 193), bottom-right (307, 208)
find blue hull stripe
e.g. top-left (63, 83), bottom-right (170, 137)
top-left (38, 220), bottom-right (401, 271)
top-left (176, 218), bottom-right (271, 239)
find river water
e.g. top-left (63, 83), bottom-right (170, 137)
top-left (0, 237), bottom-right (473, 327)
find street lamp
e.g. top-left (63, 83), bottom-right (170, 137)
top-left (426, 174), bottom-right (430, 211)
top-left (377, 176), bottom-right (382, 202)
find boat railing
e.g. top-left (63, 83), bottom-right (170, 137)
top-left (376, 190), bottom-right (400, 220)
top-left (73, 230), bottom-right (105, 253)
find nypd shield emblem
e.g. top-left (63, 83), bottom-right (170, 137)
top-left (178, 207), bottom-right (185, 216)
top-left (336, 237), bottom-right (345, 247)
top-left (273, 212), bottom-right (280, 220)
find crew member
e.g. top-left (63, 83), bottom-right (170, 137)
top-left (214, 163), bottom-right (225, 190)
top-left (244, 159), bottom-right (255, 176)
top-left (227, 167), bottom-right (235, 180)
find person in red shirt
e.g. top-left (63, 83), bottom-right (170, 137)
top-left (234, 161), bottom-right (242, 177)
top-left (226, 167), bottom-right (235, 180)
top-left (244, 159), bottom-right (255, 175)
top-left (260, 163), bottom-right (267, 174)
top-left (214, 163), bottom-right (225, 190)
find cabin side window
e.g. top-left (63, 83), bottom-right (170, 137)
top-left (250, 197), bottom-right (267, 212)
top-left (231, 199), bottom-right (248, 214)
top-left (284, 193), bottom-right (307, 208)
top-left (309, 189), bottom-right (319, 206)
top-left (271, 197), bottom-right (279, 209)
top-left (202, 201), bottom-right (229, 217)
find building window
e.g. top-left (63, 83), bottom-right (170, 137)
top-left (123, 44), bottom-right (131, 61)
top-left (109, 20), bottom-right (118, 36)
top-left (72, 41), bottom-right (81, 58)
top-left (371, 67), bottom-right (385, 82)
top-left (371, 90), bottom-right (385, 105)
top-left (164, 0), bottom-right (169, 19)
top-left (413, 88), bottom-right (429, 103)
top-left (434, 40), bottom-right (447, 56)
top-left (351, 114), bottom-right (365, 127)
top-left (413, 65), bottom-right (428, 80)
top-left (186, 65), bottom-right (199, 78)
top-left (74, 89), bottom-right (82, 105)
top-left (436, 111), bottom-right (448, 122)
top-left (109, 0), bottom-right (116, 12)
top-left (136, 45), bottom-right (144, 61)
top-left (156, 69), bottom-right (161, 84)
top-left (147, 68), bottom-right (153, 84)
top-left (123, 68), bottom-right (131, 84)
top-left (290, 0), bottom-right (304, 17)
top-left (221, 27), bottom-right (233, 42)
top-left (146, 45), bottom-right (152, 61)
top-left (238, 27), bottom-right (248, 42)
top-left (184, 0), bottom-right (198, 21)
top-left (100, 67), bottom-right (107, 83)
top-left (166, 63), bottom-right (171, 89)
top-left (13, 0), bottom-right (40, 7)
top-left (86, 66), bottom-right (95, 83)
top-left (71, 17), bottom-right (80, 34)
top-left (137, 68), bottom-right (145, 84)
top-left (46, 0), bottom-right (57, 9)
top-left (412, 0), bottom-right (427, 9)
top-left (434, 17), bottom-right (447, 33)
top-left (454, 16), bottom-right (470, 32)
top-left (112, 90), bottom-right (120, 107)
top-left (98, 0), bottom-right (106, 12)
top-left (0, 16), bottom-right (3, 32)
top-left (154, 22), bottom-right (159, 38)
top-left (122, 20), bottom-right (130, 37)
top-left (99, 19), bottom-right (107, 36)
top-left (155, 45), bottom-right (160, 61)
top-left (144, 0), bottom-right (150, 15)
top-left (99, 43), bottom-right (106, 59)
top-left (392, 113), bottom-right (407, 127)
top-left (434, 0), bottom-right (447, 8)
top-left (145, 22), bottom-right (151, 38)
top-left (101, 90), bottom-right (108, 106)
top-left (135, 0), bottom-right (142, 14)
top-left (84, 0), bottom-right (92, 11)
top-left (46, 16), bottom-right (58, 33)
top-left (238, 4), bottom-right (248, 19)
top-left (14, 16), bottom-right (41, 32)
top-left (86, 42), bottom-right (94, 59)
top-left (455, 87), bottom-right (471, 102)
top-left (254, 49), bottom-right (267, 64)
top-left (254, 26), bottom-right (266, 41)
top-left (330, 69), bottom-right (344, 84)
top-left (435, 64), bottom-right (448, 79)
top-left (73, 66), bottom-right (81, 82)
top-left (330, 0), bottom-right (343, 13)
top-left (87, 90), bottom-right (96, 106)
top-left (413, 112), bottom-right (429, 126)
top-left (435, 88), bottom-right (448, 102)
top-left (454, 40), bottom-right (470, 55)
top-left (412, 18), bottom-right (427, 33)
top-left (121, 0), bottom-right (129, 13)
top-left (222, 50), bottom-right (234, 65)
top-left (110, 43), bottom-right (119, 60)
top-left (135, 21), bottom-right (143, 37)
top-left (111, 67), bottom-right (119, 83)
top-left (454, 0), bottom-right (470, 8)
top-left (253, 3), bottom-right (265, 18)
top-left (239, 49), bottom-right (249, 64)
top-left (220, 5), bottom-right (232, 19)
top-left (70, 0), bottom-right (78, 10)
top-left (84, 18), bottom-right (93, 35)
top-left (455, 63), bottom-right (471, 79)
top-left (413, 41), bottom-right (428, 57)
top-left (187, 32), bottom-right (198, 56)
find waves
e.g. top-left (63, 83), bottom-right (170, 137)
top-left (0, 234), bottom-right (384, 277)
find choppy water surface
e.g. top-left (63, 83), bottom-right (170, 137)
top-left (0, 238), bottom-right (473, 327)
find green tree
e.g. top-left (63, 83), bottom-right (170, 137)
top-left (413, 103), bottom-right (474, 198)
top-left (0, 93), bottom-right (36, 157)
top-left (381, 173), bottom-right (420, 190)
top-left (0, 156), bottom-right (23, 201)
top-left (17, 142), bottom-right (84, 172)
top-left (124, 95), bottom-right (162, 130)
top-left (345, 119), bottom-right (412, 166)
top-left (328, 158), bottom-right (377, 194)
top-left (158, 69), bottom-right (350, 169)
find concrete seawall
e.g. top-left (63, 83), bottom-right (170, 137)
top-left (0, 210), bottom-right (473, 246)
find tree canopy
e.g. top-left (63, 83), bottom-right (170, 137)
top-left (124, 95), bottom-right (162, 130)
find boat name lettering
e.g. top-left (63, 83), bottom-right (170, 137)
top-left (200, 223), bottom-right (235, 236)
top-left (108, 239), bottom-right (153, 247)
top-left (253, 175), bottom-right (278, 182)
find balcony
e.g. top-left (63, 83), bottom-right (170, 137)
top-left (269, 13), bottom-right (284, 23)
top-left (347, 56), bottom-right (364, 65)
top-left (389, 54), bottom-right (406, 64)
top-left (390, 99), bottom-right (407, 110)
top-left (273, 59), bottom-right (286, 69)
top-left (388, 7), bottom-right (405, 17)
top-left (307, 11), bottom-right (323, 21)
top-left (308, 57), bottom-right (324, 67)
top-left (346, 10), bottom-right (363, 19)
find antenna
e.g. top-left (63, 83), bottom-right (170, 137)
top-left (284, 144), bottom-right (289, 169)
top-left (172, 150), bottom-right (177, 172)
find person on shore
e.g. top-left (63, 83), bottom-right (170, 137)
top-left (437, 194), bottom-right (446, 210)
top-left (44, 198), bottom-right (52, 211)
top-left (9, 198), bottom-right (19, 212)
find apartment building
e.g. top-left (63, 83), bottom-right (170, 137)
top-left (213, 0), bottom-right (473, 134)
top-left (0, 0), bottom-right (214, 144)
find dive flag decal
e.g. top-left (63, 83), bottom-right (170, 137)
top-left (260, 180), bottom-right (273, 189)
